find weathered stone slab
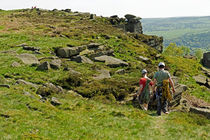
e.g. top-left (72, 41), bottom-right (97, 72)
top-left (94, 55), bottom-right (128, 68)
top-left (57, 46), bottom-right (86, 58)
top-left (0, 84), bottom-right (10, 88)
top-left (138, 56), bottom-right (151, 64)
top-left (36, 61), bottom-right (51, 71)
top-left (16, 79), bottom-right (38, 88)
top-left (11, 62), bottom-right (21, 67)
top-left (115, 69), bottom-right (126, 75)
top-left (93, 69), bottom-right (111, 80)
top-left (23, 46), bottom-right (40, 51)
top-left (193, 75), bottom-right (207, 85)
top-left (190, 107), bottom-right (210, 119)
top-left (87, 43), bottom-right (101, 49)
top-left (51, 97), bottom-right (62, 106)
top-left (17, 53), bottom-right (40, 65)
top-left (50, 59), bottom-right (62, 69)
top-left (71, 55), bottom-right (93, 64)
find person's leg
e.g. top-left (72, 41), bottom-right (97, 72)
top-left (138, 95), bottom-right (145, 110)
top-left (162, 98), bottom-right (168, 113)
top-left (157, 95), bottom-right (162, 115)
top-left (143, 103), bottom-right (148, 111)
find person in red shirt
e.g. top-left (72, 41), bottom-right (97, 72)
top-left (134, 69), bottom-right (153, 110)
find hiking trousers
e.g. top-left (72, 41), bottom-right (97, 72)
top-left (156, 89), bottom-right (168, 115)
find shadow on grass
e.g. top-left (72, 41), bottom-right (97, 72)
top-left (148, 112), bottom-right (160, 117)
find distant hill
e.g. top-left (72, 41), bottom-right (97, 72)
top-left (142, 16), bottom-right (210, 51)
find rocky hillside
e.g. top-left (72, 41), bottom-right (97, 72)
top-left (0, 9), bottom-right (209, 139)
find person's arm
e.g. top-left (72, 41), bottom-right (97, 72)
top-left (169, 77), bottom-right (175, 94)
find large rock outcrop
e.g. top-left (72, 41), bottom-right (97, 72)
top-left (109, 14), bottom-right (143, 34)
top-left (109, 14), bottom-right (163, 53)
top-left (124, 14), bottom-right (143, 34)
top-left (202, 52), bottom-right (210, 68)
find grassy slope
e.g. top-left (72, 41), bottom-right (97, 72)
top-left (142, 16), bottom-right (210, 51)
top-left (0, 9), bottom-right (209, 139)
top-left (0, 87), bottom-right (209, 139)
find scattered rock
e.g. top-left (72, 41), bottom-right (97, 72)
top-left (71, 55), bottom-right (94, 64)
top-left (49, 59), bottom-right (62, 70)
top-left (207, 81), bottom-right (210, 88)
top-left (87, 43), bottom-right (101, 49)
top-left (0, 50), bottom-right (17, 55)
top-left (101, 34), bottom-right (111, 39)
top-left (169, 84), bottom-right (188, 108)
top-left (23, 91), bottom-right (35, 99)
top-left (94, 55), bottom-right (128, 68)
top-left (63, 9), bottom-right (71, 13)
top-left (93, 69), bottom-right (111, 80)
top-left (190, 106), bottom-right (210, 119)
top-left (0, 114), bottom-right (10, 118)
top-left (115, 69), bottom-right (126, 75)
top-left (171, 76), bottom-right (179, 86)
top-left (36, 83), bottom-right (63, 97)
top-left (63, 67), bottom-right (81, 75)
top-left (11, 62), bottom-right (21, 67)
top-left (47, 25), bottom-right (56, 29)
top-left (33, 50), bottom-right (42, 55)
top-left (57, 47), bottom-right (76, 58)
top-left (88, 50), bottom-right (114, 58)
top-left (79, 49), bottom-right (95, 55)
top-left (137, 56), bottom-right (151, 64)
top-left (109, 15), bottom-right (125, 25)
top-left (0, 84), bottom-right (10, 88)
top-left (68, 90), bottom-right (83, 98)
top-left (183, 55), bottom-right (197, 60)
top-left (16, 43), bottom-right (27, 47)
top-left (193, 75), bottom-right (207, 85)
top-left (201, 67), bottom-right (210, 77)
top-left (69, 68), bottom-right (81, 75)
top-left (23, 46), bottom-right (40, 51)
top-left (90, 14), bottom-right (96, 19)
top-left (57, 46), bottom-right (86, 58)
top-left (16, 79), bottom-right (38, 88)
top-left (23, 91), bottom-right (31, 96)
top-left (125, 14), bottom-right (136, 20)
top-left (17, 53), bottom-right (40, 65)
top-left (38, 56), bottom-right (59, 61)
top-left (179, 97), bottom-right (190, 112)
top-left (155, 54), bottom-right (162, 59)
top-left (51, 97), bottom-right (62, 106)
top-left (36, 61), bottom-right (51, 71)
top-left (110, 15), bottom-right (118, 18)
